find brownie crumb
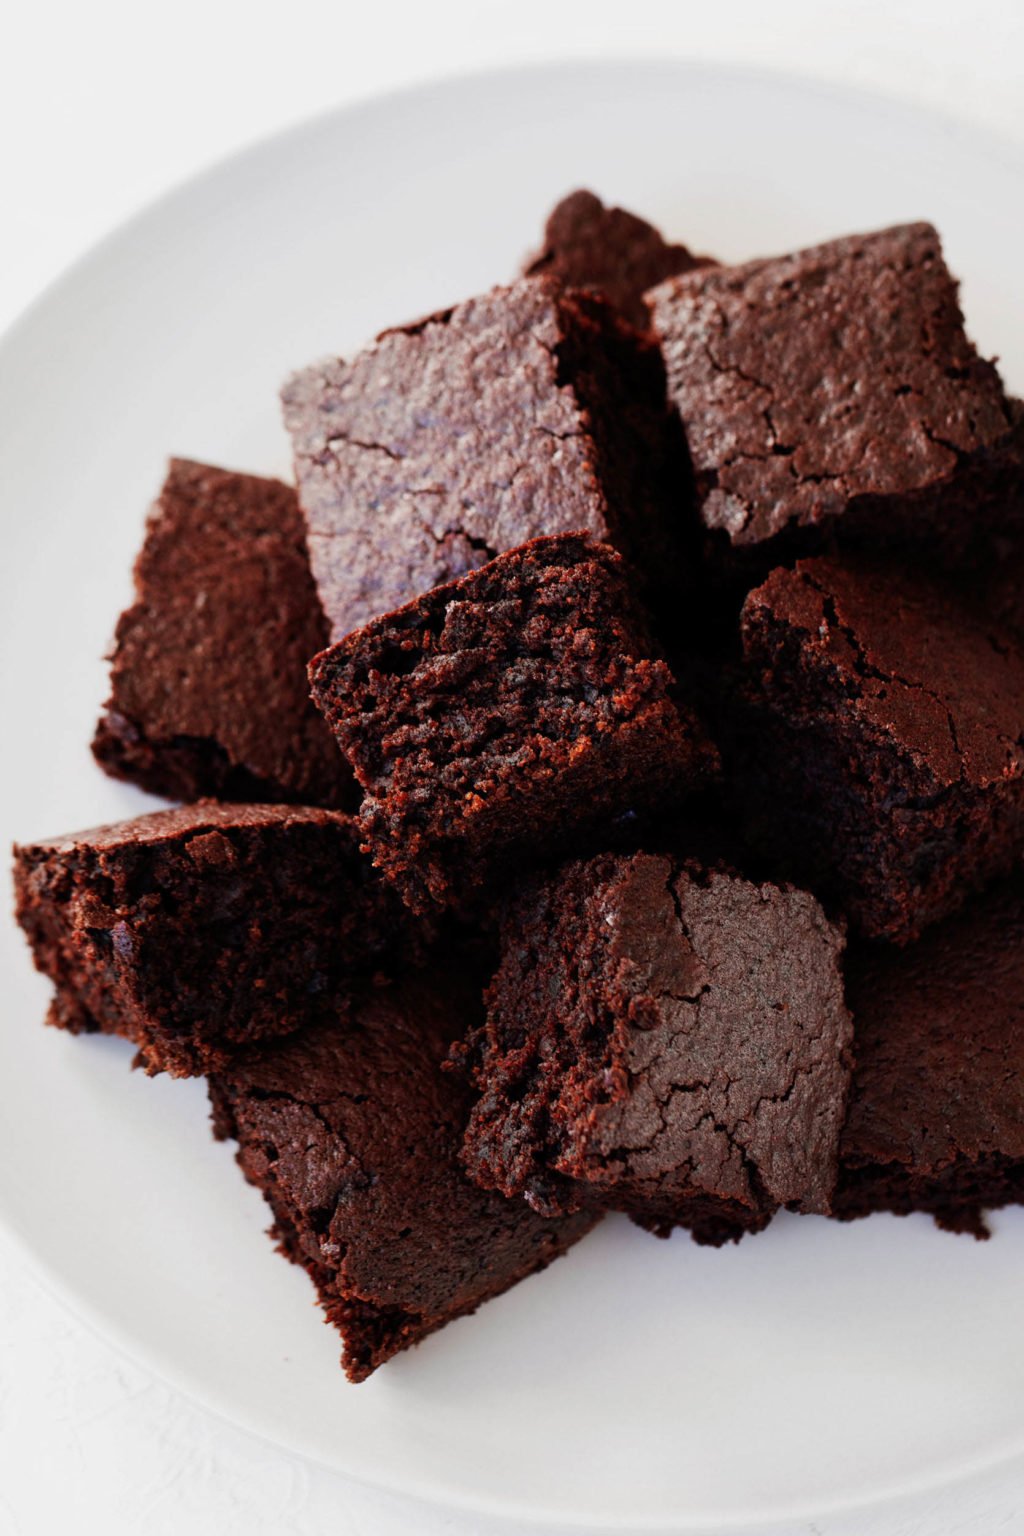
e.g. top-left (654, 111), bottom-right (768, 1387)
top-left (13, 802), bottom-right (410, 1076)
top-left (309, 533), bottom-right (718, 916)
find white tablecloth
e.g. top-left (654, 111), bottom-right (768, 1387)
top-left (2, 4), bottom-right (1022, 1531)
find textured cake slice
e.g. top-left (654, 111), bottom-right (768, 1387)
top-left (456, 852), bottom-right (853, 1244)
top-left (309, 533), bottom-right (718, 916)
top-left (521, 188), bottom-right (710, 329)
top-left (735, 555), bottom-right (1024, 943)
top-left (647, 223), bottom-right (1024, 567)
top-left (14, 803), bottom-right (408, 1076)
top-left (282, 277), bottom-right (687, 640)
top-left (92, 459), bottom-right (353, 807)
top-left (835, 878), bottom-right (1024, 1236)
top-left (209, 971), bottom-right (598, 1382)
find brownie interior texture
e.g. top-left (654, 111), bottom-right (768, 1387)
top-left (310, 533), bottom-right (717, 916)
top-left (14, 803), bottom-right (407, 1076)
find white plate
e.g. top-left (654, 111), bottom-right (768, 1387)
top-left (2, 60), bottom-right (1024, 1535)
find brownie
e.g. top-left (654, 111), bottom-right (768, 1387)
top-left (209, 970), bottom-right (598, 1381)
top-left (282, 277), bottom-right (689, 641)
top-left (835, 877), bottom-right (1024, 1236)
top-left (647, 223), bottom-right (1024, 570)
top-left (964, 517), bottom-right (1024, 640)
top-left (456, 852), bottom-right (853, 1244)
top-left (13, 802), bottom-right (408, 1076)
top-left (92, 459), bottom-right (353, 807)
top-left (734, 555), bottom-right (1024, 944)
top-left (981, 552), bottom-right (1024, 638)
top-left (521, 189), bottom-right (709, 330)
top-left (309, 533), bottom-right (718, 916)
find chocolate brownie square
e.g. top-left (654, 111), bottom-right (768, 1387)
top-left (93, 459), bottom-right (353, 807)
top-left (209, 971), bottom-right (598, 1381)
top-left (456, 852), bottom-right (852, 1244)
top-left (734, 555), bottom-right (1024, 944)
top-left (647, 223), bottom-right (1024, 568)
top-left (835, 877), bottom-right (1024, 1236)
top-left (282, 277), bottom-right (687, 641)
top-left (522, 188), bottom-right (710, 330)
top-left (309, 533), bottom-right (718, 916)
top-left (13, 802), bottom-right (408, 1076)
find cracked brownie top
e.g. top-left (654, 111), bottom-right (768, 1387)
top-left (282, 276), bottom-right (685, 640)
top-left (455, 851), bottom-right (852, 1243)
top-left (647, 222), bottom-right (1015, 552)
top-left (742, 555), bottom-right (1024, 791)
top-left (209, 968), bottom-right (598, 1382)
top-left (732, 555), bottom-right (1024, 943)
top-left (92, 459), bottom-right (354, 808)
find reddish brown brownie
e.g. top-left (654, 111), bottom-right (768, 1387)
top-left (835, 877), bottom-right (1024, 1236)
top-left (209, 971), bottom-right (598, 1381)
top-left (282, 277), bottom-right (688, 641)
top-left (522, 188), bottom-right (710, 329)
top-left (734, 556), bottom-right (1024, 943)
top-left (647, 224), bottom-right (1024, 568)
top-left (93, 459), bottom-right (353, 807)
top-left (456, 853), bottom-right (852, 1244)
top-left (980, 550), bottom-right (1024, 638)
top-left (309, 533), bottom-right (718, 916)
top-left (14, 802), bottom-right (408, 1076)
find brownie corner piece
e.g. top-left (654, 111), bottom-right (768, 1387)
top-left (733, 554), bottom-right (1024, 942)
top-left (522, 187), bottom-right (709, 330)
top-left (13, 801), bottom-right (404, 1076)
top-left (309, 533), bottom-right (718, 916)
top-left (458, 851), bottom-right (852, 1243)
top-left (647, 222), bottom-right (1021, 566)
top-left (92, 458), bottom-right (353, 808)
top-left (282, 276), bottom-right (689, 641)
top-left (835, 877), bottom-right (1024, 1236)
top-left (208, 971), bottom-right (598, 1381)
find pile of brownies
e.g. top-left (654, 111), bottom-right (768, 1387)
top-left (13, 192), bottom-right (1024, 1383)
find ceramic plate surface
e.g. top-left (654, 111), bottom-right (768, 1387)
top-left (2, 60), bottom-right (1023, 1533)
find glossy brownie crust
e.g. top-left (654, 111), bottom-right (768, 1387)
top-left (522, 188), bottom-right (709, 329)
top-left (14, 802), bottom-right (405, 1076)
top-left (92, 459), bottom-right (352, 807)
top-left (309, 533), bottom-right (717, 916)
top-left (647, 223), bottom-right (1023, 565)
top-left (209, 972), bottom-right (597, 1381)
top-left (835, 879), bottom-right (1024, 1236)
top-left (457, 852), bottom-right (852, 1244)
top-left (736, 556), bottom-right (1024, 943)
top-left (283, 277), bottom-right (685, 640)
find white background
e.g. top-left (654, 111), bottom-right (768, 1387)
top-left (2, 4), bottom-right (1023, 1534)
